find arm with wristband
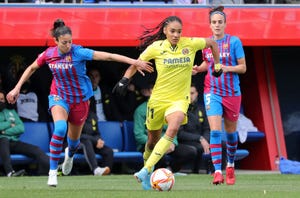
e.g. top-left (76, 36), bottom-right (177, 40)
top-left (112, 65), bottom-right (136, 96)
top-left (206, 38), bottom-right (223, 77)
top-left (113, 61), bottom-right (154, 96)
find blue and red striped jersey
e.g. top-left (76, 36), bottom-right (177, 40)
top-left (37, 44), bottom-right (94, 104)
top-left (202, 34), bottom-right (245, 96)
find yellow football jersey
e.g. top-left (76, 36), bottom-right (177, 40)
top-left (140, 37), bottom-right (206, 102)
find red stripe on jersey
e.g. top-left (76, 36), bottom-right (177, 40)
top-left (71, 66), bottom-right (83, 103)
top-left (56, 68), bottom-right (66, 101)
top-left (64, 67), bottom-right (76, 103)
top-left (220, 39), bottom-right (226, 96)
top-left (227, 36), bottom-right (234, 96)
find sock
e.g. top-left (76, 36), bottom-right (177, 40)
top-left (49, 120), bottom-right (67, 170)
top-left (210, 130), bottom-right (222, 172)
top-left (143, 144), bottom-right (152, 165)
top-left (144, 135), bottom-right (173, 172)
top-left (226, 131), bottom-right (238, 165)
top-left (67, 137), bottom-right (80, 158)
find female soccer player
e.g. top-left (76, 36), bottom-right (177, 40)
top-left (113, 15), bottom-right (221, 190)
top-left (6, 18), bottom-right (152, 187)
top-left (193, 6), bottom-right (247, 185)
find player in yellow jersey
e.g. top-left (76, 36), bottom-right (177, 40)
top-left (113, 15), bottom-right (221, 190)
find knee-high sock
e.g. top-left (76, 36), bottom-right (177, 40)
top-left (144, 135), bottom-right (173, 172)
top-left (226, 131), bottom-right (238, 165)
top-left (143, 144), bottom-right (152, 166)
top-left (210, 130), bottom-right (222, 172)
top-left (49, 120), bottom-right (67, 170)
top-left (67, 137), bottom-right (80, 157)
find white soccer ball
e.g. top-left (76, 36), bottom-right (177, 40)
top-left (150, 168), bottom-right (175, 191)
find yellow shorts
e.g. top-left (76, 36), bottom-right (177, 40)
top-left (146, 99), bottom-right (189, 131)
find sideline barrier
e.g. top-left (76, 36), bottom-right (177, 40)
top-left (1, 121), bottom-right (264, 169)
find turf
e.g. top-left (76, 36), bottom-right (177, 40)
top-left (0, 173), bottom-right (300, 198)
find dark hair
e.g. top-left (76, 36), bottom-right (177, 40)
top-left (0, 89), bottom-right (6, 96)
top-left (190, 83), bottom-right (198, 91)
top-left (138, 16), bottom-right (182, 51)
top-left (209, 6), bottom-right (226, 23)
top-left (50, 19), bottom-right (72, 40)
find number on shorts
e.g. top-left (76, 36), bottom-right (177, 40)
top-left (148, 107), bottom-right (154, 119)
top-left (205, 93), bottom-right (211, 106)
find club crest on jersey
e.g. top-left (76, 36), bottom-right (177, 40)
top-left (65, 55), bottom-right (72, 62)
top-left (160, 50), bottom-right (167, 55)
top-left (223, 43), bottom-right (229, 49)
top-left (182, 48), bottom-right (189, 55)
top-left (54, 95), bottom-right (61, 102)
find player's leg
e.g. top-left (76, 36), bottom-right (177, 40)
top-left (144, 101), bottom-right (187, 172)
top-left (223, 95), bottom-right (241, 185)
top-left (61, 122), bottom-right (83, 175)
top-left (134, 100), bottom-right (186, 190)
top-left (62, 101), bottom-right (89, 176)
top-left (48, 105), bottom-right (68, 187)
top-left (204, 93), bottom-right (224, 184)
top-left (134, 129), bottom-right (161, 190)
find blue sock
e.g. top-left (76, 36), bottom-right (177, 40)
top-left (210, 130), bottom-right (222, 171)
top-left (49, 120), bottom-right (67, 170)
top-left (226, 131), bottom-right (238, 164)
top-left (67, 137), bottom-right (80, 157)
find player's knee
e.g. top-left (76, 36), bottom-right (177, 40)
top-left (53, 120), bottom-right (67, 137)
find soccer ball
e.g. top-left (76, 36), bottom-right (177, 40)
top-left (150, 168), bottom-right (175, 191)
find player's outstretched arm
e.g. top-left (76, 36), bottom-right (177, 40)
top-left (93, 51), bottom-right (153, 75)
top-left (193, 61), bottom-right (209, 75)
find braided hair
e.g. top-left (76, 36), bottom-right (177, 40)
top-left (138, 16), bottom-right (182, 51)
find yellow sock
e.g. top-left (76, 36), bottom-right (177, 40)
top-left (143, 145), bottom-right (152, 165)
top-left (144, 135), bottom-right (173, 172)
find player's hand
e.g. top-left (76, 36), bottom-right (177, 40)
top-left (112, 77), bottom-right (130, 96)
top-left (212, 63), bottom-right (223, 77)
top-left (6, 88), bottom-right (20, 104)
top-left (134, 60), bottom-right (154, 76)
top-left (192, 65), bottom-right (199, 75)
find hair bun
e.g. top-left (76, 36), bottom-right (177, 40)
top-left (53, 18), bottom-right (65, 29)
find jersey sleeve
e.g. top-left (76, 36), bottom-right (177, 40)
top-left (191, 37), bottom-right (206, 51)
top-left (232, 36), bottom-right (245, 59)
top-left (139, 43), bottom-right (159, 61)
top-left (36, 51), bottom-right (47, 67)
top-left (73, 45), bottom-right (94, 61)
top-left (202, 48), bottom-right (209, 62)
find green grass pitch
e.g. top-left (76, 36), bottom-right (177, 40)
top-left (0, 173), bottom-right (300, 198)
